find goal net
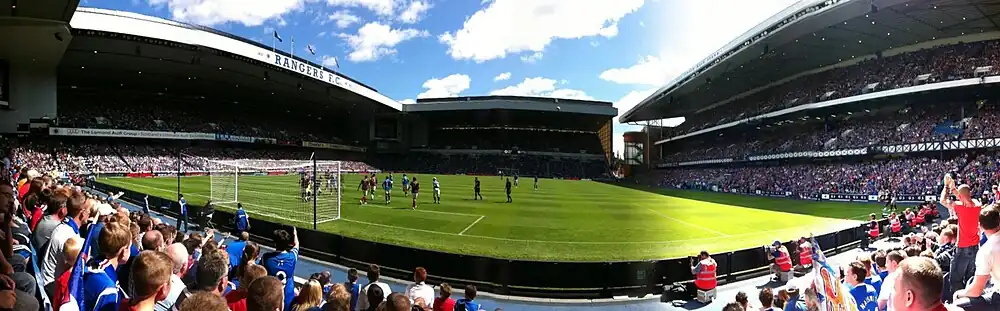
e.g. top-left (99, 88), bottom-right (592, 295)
top-left (199, 157), bottom-right (342, 226)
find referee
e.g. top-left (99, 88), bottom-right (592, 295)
top-left (474, 177), bottom-right (483, 200)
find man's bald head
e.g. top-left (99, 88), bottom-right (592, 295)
top-left (142, 230), bottom-right (165, 252)
top-left (164, 243), bottom-right (189, 275)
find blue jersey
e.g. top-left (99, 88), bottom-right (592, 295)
top-left (82, 261), bottom-right (120, 311)
top-left (179, 198), bottom-right (187, 215)
top-left (402, 177), bottom-right (410, 187)
top-left (226, 240), bottom-right (247, 275)
top-left (345, 282), bottom-right (361, 311)
top-left (261, 247), bottom-right (299, 308)
top-left (454, 298), bottom-right (481, 311)
top-left (864, 275), bottom-right (882, 296)
top-left (383, 179), bottom-right (392, 191)
top-left (848, 283), bottom-right (878, 311)
top-left (235, 209), bottom-right (249, 231)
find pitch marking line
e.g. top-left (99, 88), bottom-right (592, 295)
top-left (104, 179), bottom-right (865, 245)
top-left (458, 216), bottom-right (485, 235)
top-left (644, 207), bottom-right (729, 237)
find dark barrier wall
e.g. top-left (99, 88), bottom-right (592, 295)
top-left (96, 182), bottom-right (875, 299)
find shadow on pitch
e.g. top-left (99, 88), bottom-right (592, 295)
top-left (596, 180), bottom-right (884, 220)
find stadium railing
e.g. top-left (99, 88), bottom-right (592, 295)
top-left (93, 182), bottom-right (876, 299)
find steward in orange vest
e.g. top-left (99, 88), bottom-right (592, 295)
top-left (690, 250), bottom-right (717, 291)
top-left (797, 238), bottom-right (813, 269)
top-left (768, 241), bottom-right (792, 274)
top-left (889, 213), bottom-right (902, 236)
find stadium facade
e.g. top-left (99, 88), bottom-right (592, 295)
top-left (619, 0), bottom-right (1000, 175)
top-left (0, 7), bottom-right (616, 170)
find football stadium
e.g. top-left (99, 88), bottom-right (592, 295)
top-left (3, 0), bottom-right (1000, 310)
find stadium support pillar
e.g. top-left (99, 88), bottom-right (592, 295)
top-left (312, 155), bottom-right (318, 230)
top-left (0, 18), bottom-right (71, 133)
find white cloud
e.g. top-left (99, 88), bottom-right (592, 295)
top-left (326, 0), bottom-right (396, 16)
top-left (317, 31), bottom-right (327, 37)
top-left (338, 22), bottom-right (429, 62)
top-left (399, 1), bottom-right (432, 23)
top-left (493, 72), bottom-right (512, 81)
top-left (417, 74), bottom-right (472, 98)
top-left (439, 0), bottom-right (644, 62)
top-left (328, 10), bottom-right (361, 28)
top-left (599, 55), bottom-right (677, 86)
top-left (519, 52), bottom-right (543, 64)
top-left (320, 55), bottom-right (340, 68)
top-left (146, 0), bottom-right (307, 26)
top-left (400, 98), bottom-right (417, 105)
top-left (489, 77), bottom-right (592, 100)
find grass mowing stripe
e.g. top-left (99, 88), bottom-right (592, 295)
top-left (644, 207), bottom-right (729, 237)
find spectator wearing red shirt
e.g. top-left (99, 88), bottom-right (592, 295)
top-left (940, 176), bottom-right (983, 302)
top-left (432, 283), bottom-right (455, 311)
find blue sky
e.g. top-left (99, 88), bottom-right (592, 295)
top-left (82, 0), bottom-right (799, 155)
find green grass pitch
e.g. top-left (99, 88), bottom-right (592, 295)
top-left (99, 174), bottom-right (880, 261)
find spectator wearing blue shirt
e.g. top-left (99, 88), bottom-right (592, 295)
top-left (860, 257), bottom-right (883, 296)
top-left (454, 285), bottom-right (482, 311)
top-left (177, 195), bottom-right (188, 232)
top-left (261, 227), bottom-right (299, 309)
top-left (83, 222), bottom-right (133, 311)
top-left (234, 203), bottom-right (250, 235)
top-left (226, 232), bottom-right (250, 278)
top-left (845, 261), bottom-right (879, 311)
top-left (344, 268), bottom-right (361, 311)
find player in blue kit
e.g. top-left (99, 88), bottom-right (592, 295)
top-left (382, 176), bottom-right (393, 204)
top-left (401, 174), bottom-right (410, 197)
top-left (261, 227), bottom-right (299, 309)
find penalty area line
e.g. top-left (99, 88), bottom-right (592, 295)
top-left (458, 216), bottom-right (485, 235)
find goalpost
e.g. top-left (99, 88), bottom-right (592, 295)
top-left (200, 157), bottom-right (343, 227)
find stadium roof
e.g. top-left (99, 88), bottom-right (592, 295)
top-left (64, 8), bottom-right (403, 113)
top-left (406, 96), bottom-right (617, 116)
top-left (0, 0), bottom-right (78, 21)
top-left (620, 0), bottom-right (1000, 123)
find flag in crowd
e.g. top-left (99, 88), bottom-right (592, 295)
top-left (809, 236), bottom-right (859, 311)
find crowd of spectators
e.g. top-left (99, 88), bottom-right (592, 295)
top-left (58, 96), bottom-right (349, 144)
top-left (670, 39), bottom-right (1000, 137)
top-left (713, 168), bottom-right (1000, 311)
top-left (0, 151), bottom-right (505, 311)
top-left (661, 101), bottom-right (992, 163)
top-left (374, 153), bottom-right (608, 180)
top-left (661, 152), bottom-right (1000, 197)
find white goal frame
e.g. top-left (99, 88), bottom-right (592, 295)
top-left (203, 158), bottom-right (343, 224)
